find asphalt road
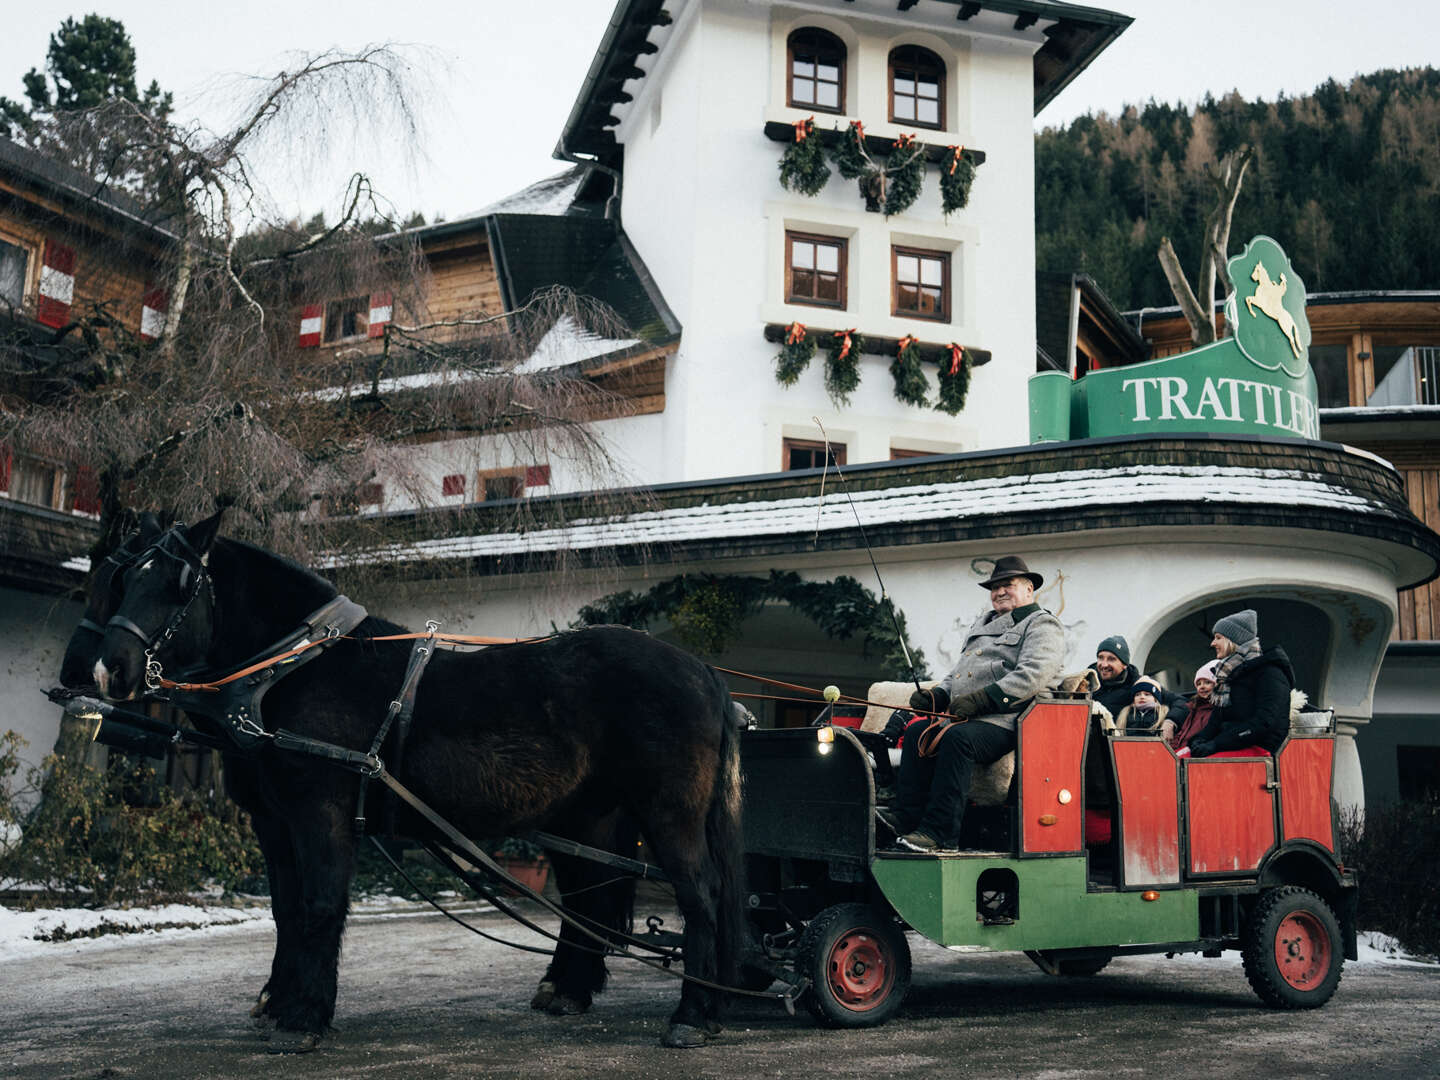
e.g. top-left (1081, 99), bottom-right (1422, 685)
top-left (4, 901), bottom-right (1438, 1080)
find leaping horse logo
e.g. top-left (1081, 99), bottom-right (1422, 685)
top-left (1246, 260), bottom-right (1303, 360)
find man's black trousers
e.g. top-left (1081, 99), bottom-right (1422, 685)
top-left (895, 716), bottom-right (1015, 846)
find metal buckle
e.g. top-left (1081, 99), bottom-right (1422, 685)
top-left (144, 649), bottom-right (163, 692)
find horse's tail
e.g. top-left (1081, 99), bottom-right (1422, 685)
top-left (705, 668), bottom-right (746, 994)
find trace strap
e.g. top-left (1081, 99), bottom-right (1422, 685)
top-left (353, 621), bottom-right (439, 836)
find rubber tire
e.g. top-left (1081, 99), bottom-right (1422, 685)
top-left (798, 903), bottom-right (911, 1028)
top-left (1025, 949), bottom-right (1113, 977)
top-left (1242, 886), bottom-right (1344, 1009)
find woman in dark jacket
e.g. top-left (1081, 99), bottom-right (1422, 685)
top-left (1180, 609), bottom-right (1293, 758)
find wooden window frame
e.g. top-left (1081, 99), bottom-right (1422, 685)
top-left (891, 245), bottom-right (951, 322)
top-left (888, 45), bottom-right (946, 130)
top-left (0, 230), bottom-right (36, 310)
top-left (787, 28), bottom-right (846, 115)
top-left (323, 295), bottom-right (370, 344)
top-left (785, 231), bottom-right (847, 310)
top-left (889, 447), bottom-right (934, 460)
top-left (477, 467), bottom-right (526, 501)
top-left (783, 437), bottom-right (846, 472)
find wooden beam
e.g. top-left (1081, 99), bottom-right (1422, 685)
top-left (956, 1), bottom-right (981, 17)
top-left (898, 0), bottom-right (921, 10)
top-left (1014, 12), bottom-right (1039, 30)
top-left (762, 121), bottom-right (986, 166)
top-left (763, 322), bottom-right (992, 367)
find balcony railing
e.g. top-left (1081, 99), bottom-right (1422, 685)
top-left (1369, 345), bottom-right (1440, 406)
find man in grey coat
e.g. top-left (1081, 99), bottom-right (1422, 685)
top-left (880, 555), bottom-right (1067, 852)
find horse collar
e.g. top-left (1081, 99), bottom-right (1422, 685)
top-left (164, 595), bottom-right (370, 750)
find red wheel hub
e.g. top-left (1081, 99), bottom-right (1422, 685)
top-left (1274, 910), bottom-right (1331, 990)
top-left (826, 929), bottom-right (892, 1011)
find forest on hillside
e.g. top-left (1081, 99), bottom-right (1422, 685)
top-left (1036, 67), bottom-right (1440, 312)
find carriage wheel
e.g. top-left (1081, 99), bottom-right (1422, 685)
top-left (1241, 886), bottom-right (1344, 1009)
top-left (798, 903), bottom-right (910, 1027)
top-left (1025, 949), bottom-right (1113, 977)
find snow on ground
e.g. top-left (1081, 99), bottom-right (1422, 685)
top-left (1, 897), bottom-right (1431, 968)
top-left (0, 892), bottom-right (494, 962)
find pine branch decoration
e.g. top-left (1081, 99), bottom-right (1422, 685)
top-left (775, 321), bottom-right (816, 386)
top-left (940, 145), bottom-right (975, 217)
top-left (935, 343), bottom-right (971, 415)
top-left (777, 116), bottom-right (831, 197)
top-left (831, 120), bottom-right (871, 180)
top-left (883, 134), bottom-right (926, 217)
top-left (825, 328), bottom-right (863, 408)
top-left (890, 334), bottom-right (928, 407)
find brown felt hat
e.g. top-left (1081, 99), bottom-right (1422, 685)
top-left (978, 555), bottom-right (1043, 591)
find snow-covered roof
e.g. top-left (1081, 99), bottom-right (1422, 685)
top-left (464, 168), bottom-right (587, 219)
top-left (326, 463), bottom-right (1403, 568)
top-left (516, 315), bottom-right (640, 373)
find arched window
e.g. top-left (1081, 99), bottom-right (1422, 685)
top-left (787, 28), bottom-right (846, 114)
top-left (889, 45), bottom-right (945, 129)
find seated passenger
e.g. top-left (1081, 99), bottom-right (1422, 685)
top-left (1171, 661), bottom-right (1219, 752)
top-left (1111, 676), bottom-right (1180, 742)
top-left (1177, 610), bottom-right (1293, 758)
top-left (877, 555), bottom-right (1065, 853)
top-left (1090, 635), bottom-right (1187, 719)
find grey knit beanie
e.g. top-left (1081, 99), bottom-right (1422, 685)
top-left (1096, 635), bottom-right (1130, 665)
top-left (1212, 609), bottom-right (1258, 646)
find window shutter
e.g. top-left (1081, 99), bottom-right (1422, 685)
top-left (298, 303), bottom-right (323, 347)
top-left (37, 240), bottom-right (77, 328)
top-left (441, 473), bottom-right (465, 496)
top-left (72, 464), bottom-right (101, 515)
top-left (367, 291), bottom-right (393, 338)
top-left (0, 444), bottom-right (11, 493)
top-left (140, 285), bottom-right (168, 342)
top-left (524, 464), bottom-right (551, 487)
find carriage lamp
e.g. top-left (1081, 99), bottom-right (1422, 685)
top-left (816, 724), bottom-right (835, 754)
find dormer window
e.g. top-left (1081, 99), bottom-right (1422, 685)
top-left (788, 28), bottom-right (846, 114)
top-left (889, 46), bottom-right (945, 129)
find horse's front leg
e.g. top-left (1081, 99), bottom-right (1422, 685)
top-left (265, 788), bottom-right (357, 1051)
top-left (247, 804), bottom-right (301, 1024)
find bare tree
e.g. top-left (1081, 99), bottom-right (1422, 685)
top-left (1, 47), bottom-right (652, 583)
top-left (1156, 145), bottom-right (1253, 346)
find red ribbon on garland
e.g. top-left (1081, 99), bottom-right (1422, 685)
top-left (897, 334), bottom-right (919, 355)
top-left (946, 145), bottom-right (966, 175)
top-left (793, 116), bottom-right (814, 142)
top-left (852, 120), bottom-right (865, 143)
top-left (834, 328), bottom-right (856, 361)
top-left (946, 343), bottom-right (965, 375)
top-left (785, 322), bottom-right (807, 345)
top-left (894, 133), bottom-right (915, 151)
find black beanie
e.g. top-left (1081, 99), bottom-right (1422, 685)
top-left (1097, 635), bottom-right (1131, 666)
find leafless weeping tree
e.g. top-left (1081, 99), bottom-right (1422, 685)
top-left (1156, 145), bottom-right (1254, 347)
top-left (1, 45), bottom-right (652, 582)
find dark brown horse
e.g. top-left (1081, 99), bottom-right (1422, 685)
top-left (78, 511), bottom-right (744, 1050)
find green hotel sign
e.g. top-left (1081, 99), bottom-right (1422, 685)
top-left (1030, 236), bottom-right (1320, 442)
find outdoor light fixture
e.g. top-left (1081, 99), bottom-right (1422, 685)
top-left (816, 725), bottom-right (834, 754)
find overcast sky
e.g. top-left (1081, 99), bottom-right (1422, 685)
top-left (3, 1), bottom-right (1438, 226)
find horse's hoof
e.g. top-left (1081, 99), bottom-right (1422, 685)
top-left (249, 989), bottom-right (271, 1018)
top-left (661, 1022), bottom-right (709, 1049)
top-left (545, 993), bottom-right (591, 1016)
top-left (703, 1018), bottom-right (724, 1036)
top-left (266, 1030), bottom-right (322, 1054)
top-left (530, 980), bottom-right (556, 1010)
top-left (252, 1015), bottom-right (276, 1040)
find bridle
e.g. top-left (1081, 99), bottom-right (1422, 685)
top-left (75, 533), bottom-right (150, 639)
top-left (104, 527), bottom-right (217, 692)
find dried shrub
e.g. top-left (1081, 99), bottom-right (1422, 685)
top-left (1338, 799), bottom-right (1440, 959)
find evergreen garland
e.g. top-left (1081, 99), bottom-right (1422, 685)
top-left (939, 145), bottom-right (976, 217)
top-left (774, 321), bottom-right (816, 386)
top-left (824, 328), bottom-right (863, 407)
top-left (890, 334), bottom-right (928, 407)
top-left (573, 569), bottom-right (930, 679)
top-left (831, 120), bottom-right (871, 180)
top-left (777, 116), bottom-right (831, 196)
top-left (883, 134), bottom-right (926, 217)
top-left (935, 343), bottom-right (971, 415)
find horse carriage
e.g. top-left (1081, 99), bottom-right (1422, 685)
top-left (57, 512), bottom-right (1357, 1049)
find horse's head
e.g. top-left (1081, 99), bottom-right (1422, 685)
top-left (1251, 260), bottom-right (1267, 285)
top-left (58, 513), bottom-right (164, 689)
top-left (94, 511), bottom-right (225, 701)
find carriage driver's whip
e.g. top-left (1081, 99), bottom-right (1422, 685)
top-left (811, 417), bottom-right (924, 695)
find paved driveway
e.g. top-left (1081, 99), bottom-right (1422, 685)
top-left (4, 902), bottom-right (1437, 1079)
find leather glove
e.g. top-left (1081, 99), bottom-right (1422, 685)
top-left (949, 688), bottom-right (992, 718)
top-left (909, 685), bottom-right (950, 713)
top-left (1188, 739), bottom-right (1215, 759)
top-left (881, 709), bottom-right (910, 747)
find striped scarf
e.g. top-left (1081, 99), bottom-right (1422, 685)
top-left (1212, 637), bottom-right (1261, 707)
